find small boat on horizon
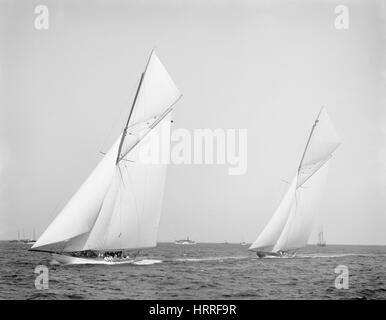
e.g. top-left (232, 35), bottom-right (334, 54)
top-left (10, 228), bottom-right (36, 244)
top-left (9, 239), bottom-right (36, 244)
top-left (317, 226), bottom-right (327, 247)
top-left (174, 237), bottom-right (196, 245)
top-left (249, 107), bottom-right (341, 258)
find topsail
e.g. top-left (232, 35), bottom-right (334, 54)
top-left (249, 107), bottom-right (341, 253)
top-left (32, 51), bottom-right (181, 253)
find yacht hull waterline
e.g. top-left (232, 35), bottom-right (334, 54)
top-left (52, 254), bottom-right (136, 265)
top-left (255, 251), bottom-right (296, 258)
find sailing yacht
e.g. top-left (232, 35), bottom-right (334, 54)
top-left (249, 107), bottom-right (341, 258)
top-left (26, 229), bottom-right (36, 245)
top-left (317, 226), bottom-right (326, 247)
top-left (30, 51), bottom-right (182, 264)
top-left (174, 237), bottom-right (196, 245)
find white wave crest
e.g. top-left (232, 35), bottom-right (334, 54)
top-left (175, 256), bottom-right (248, 262)
top-left (132, 259), bottom-right (163, 265)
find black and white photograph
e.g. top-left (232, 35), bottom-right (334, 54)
top-left (0, 0), bottom-right (385, 308)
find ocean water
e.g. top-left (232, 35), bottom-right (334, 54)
top-left (0, 241), bottom-right (385, 300)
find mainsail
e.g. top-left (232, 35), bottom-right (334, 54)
top-left (249, 107), bottom-right (340, 253)
top-left (32, 51), bottom-right (181, 253)
top-left (248, 176), bottom-right (298, 251)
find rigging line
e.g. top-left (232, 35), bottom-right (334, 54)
top-left (281, 178), bottom-right (308, 189)
top-left (116, 50), bottom-right (155, 164)
top-left (298, 106), bottom-right (324, 173)
top-left (283, 189), bottom-right (299, 252)
top-left (118, 94), bottom-right (182, 163)
top-left (82, 169), bottom-right (120, 252)
top-left (138, 159), bottom-right (150, 246)
top-left (89, 169), bottom-right (120, 252)
top-left (97, 177), bottom-right (119, 251)
top-left (150, 95), bottom-right (182, 129)
top-left (297, 155), bottom-right (332, 189)
top-left (116, 72), bottom-right (145, 164)
top-left (101, 176), bottom-right (121, 250)
top-left (118, 172), bottom-right (123, 249)
top-left (109, 151), bottom-right (134, 162)
top-left (124, 162), bottom-right (142, 248)
top-left (87, 200), bottom-right (106, 252)
top-left (118, 96), bottom-right (181, 162)
top-left (98, 77), bottom-right (141, 155)
top-left (120, 163), bottom-right (141, 247)
top-left (118, 162), bottom-right (125, 185)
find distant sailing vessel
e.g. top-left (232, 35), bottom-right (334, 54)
top-left (249, 107), bottom-right (341, 258)
top-left (26, 229), bottom-right (37, 244)
top-left (10, 228), bottom-right (36, 244)
top-left (9, 229), bottom-right (22, 243)
top-left (174, 237), bottom-right (196, 245)
top-left (317, 226), bottom-right (326, 247)
top-left (30, 51), bottom-right (182, 264)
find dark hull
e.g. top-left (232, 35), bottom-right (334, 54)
top-left (256, 251), bottom-right (296, 258)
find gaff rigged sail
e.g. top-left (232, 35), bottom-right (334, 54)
top-left (32, 52), bottom-right (181, 253)
top-left (249, 107), bottom-right (341, 253)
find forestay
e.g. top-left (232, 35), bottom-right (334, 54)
top-left (249, 107), bottom-right (341, 253)
top-left (32, 52), bottom-right (181, 253)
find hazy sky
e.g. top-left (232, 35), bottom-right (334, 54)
top-left (1, 0), bottom-right (385, 245)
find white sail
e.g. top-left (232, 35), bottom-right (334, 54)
top-left (248, 176), bottom-right (298, 251)
top-left (32, 51), bottom-right (180, 253)
top-left (82, 114), bottom-right (172, 251)
top-left (250, 107), bottom-right (340, 254)
top-left (31, 137), bottom-right (120, 252)
top-left (52, 118), bottom-right (167, 252)
top-left (129, 51), bottom-right (181, 126)
top-left (32, 120), bottom-right (161, 252)
top-left (273, 160), bottom-right (330, 252)
top-left (297, 107), bottom-right (340, 187)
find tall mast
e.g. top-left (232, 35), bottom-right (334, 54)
top-left (117, 96), bottom-right (181, 162)
top-left (298, 106), bottom-right (324, 173)
top-left (115, 50), bottom-right (155, 164)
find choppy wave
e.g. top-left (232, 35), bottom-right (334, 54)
top-left (175, 255), bottom-right (249, 262)
top-left (2, 242), bottom-right (385, 299)
top-left (250, 253), bottom-right (383, 259)
top-left (296, 253), bottom-right (383, 259)
top-left (132, 259), bottom-right (162, 265)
